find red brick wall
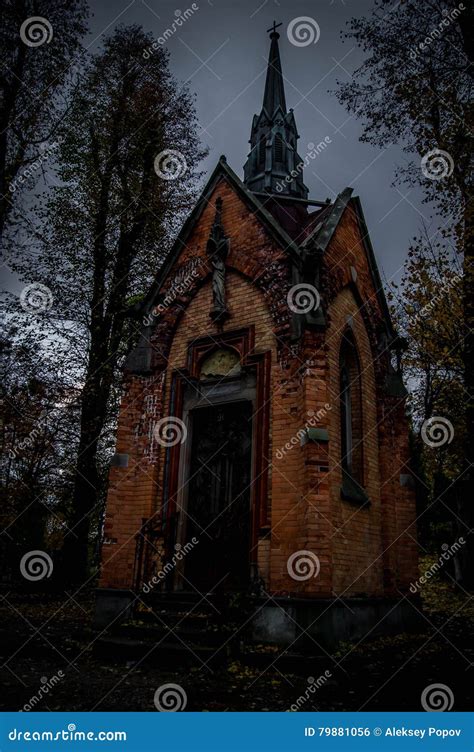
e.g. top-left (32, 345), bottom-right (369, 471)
top-left (321, 205), bottom-right (418, 595)
top-left (100, 373), bottom-right (164, 589)
top-left (100, 176), bottom-right (292, 590)
top-left (326, 286), bottom-right (383, 595)
top-left (99, 184), bottom-right (418, 598)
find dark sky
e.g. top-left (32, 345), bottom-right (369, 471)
top-left (88, 0), bottom-right (435, 284)
top-left (4, 0), bottom-right (437, 293)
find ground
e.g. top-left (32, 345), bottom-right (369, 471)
top-left (0, 558), bottom-right (472, 712)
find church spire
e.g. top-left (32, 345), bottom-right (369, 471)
top-left (243, 24), bottom-right (308, 199)
top-left (262, 22), bottom-right (287, 116)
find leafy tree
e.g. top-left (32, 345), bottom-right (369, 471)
top-left (336, 0), bottom-right (473, 585)
top-left (0, 0), bottom-right (88, 240)
top-left (0, 328), bottom-right (79, 580)
top-left (389, 233), bottom-right (465, 560)
top-left (391, 230), bottom-right (463, 424)
top-left (7, 25), bottom-right (207, 581)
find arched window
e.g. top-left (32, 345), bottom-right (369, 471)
top-left (273, 133), bottom-right (284, 162)
top-left (258, 136), bottom-right (266, 166)
top-left (339, 331), bottom-right (365, 497)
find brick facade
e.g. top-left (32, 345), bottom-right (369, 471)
top-left (99, 169), bottom-right (418, 605)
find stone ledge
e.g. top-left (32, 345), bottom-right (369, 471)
top-left (301, 427), bottom-right (329, 445)
top-left (340, 469), bottom-right (370, 506)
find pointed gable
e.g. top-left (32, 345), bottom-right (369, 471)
top-left (141, 156), bottom-right (301, 316)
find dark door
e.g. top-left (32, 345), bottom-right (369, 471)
top-left (183, 400), bottom-right (253, 592)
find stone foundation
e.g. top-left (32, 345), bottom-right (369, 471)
top-left (94, 587), bottom-right (423, 651)
top-left (94, 588), bottom-right (134, 629)
top-left (252, 596), bottom-right (424, 649)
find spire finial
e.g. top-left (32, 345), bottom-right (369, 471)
top-left (266, 20), bottom-right (282, 39)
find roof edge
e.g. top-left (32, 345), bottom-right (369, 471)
top-left (301, 188), bottom-right (395, 339)
top-left (141, 156), bottom-right (301, 315)
top-left (302, 187), bottom-right (353, 251)
top-left (350, 195), bottom-right (395, 340)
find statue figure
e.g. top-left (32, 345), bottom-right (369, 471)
top-left (206, 197), bottom-right (230, 319)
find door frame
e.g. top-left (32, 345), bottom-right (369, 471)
top-left (175, 385), bottom-right (256, 591)
top-left (161, 327), bottom-right (271, 590)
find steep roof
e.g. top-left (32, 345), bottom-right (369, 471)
top-left (138, 156), bottom-right (394, 340)
top-left (300, 187), bottom-right (394, 337)
top-left (141, 156), bottom-right (301, 316)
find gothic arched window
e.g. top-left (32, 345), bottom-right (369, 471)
top-left (274, 133), bottom-right (284, 163)
top-left (339, 331), bottom-right (365, 495)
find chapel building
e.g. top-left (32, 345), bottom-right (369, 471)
top-left (96, 26), bottom-right (419, 644)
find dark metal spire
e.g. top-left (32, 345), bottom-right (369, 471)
top-left (263, 22), bottom-right (286, 116)
top-left (243, 25), bottom-right (309, 199)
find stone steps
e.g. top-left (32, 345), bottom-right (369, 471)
top-left (93, 635), bottom-right (230, 668)
top-left (111, 622), bottom-right (232, 648)
top-left (94, 592), bottom-right (329, 675)
top-left (94, 591), bottom-right (238, 666)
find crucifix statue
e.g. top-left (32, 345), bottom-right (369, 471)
top-left (206, 197), bottom-right (230, 320)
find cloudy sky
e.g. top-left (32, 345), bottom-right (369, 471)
top-left (90, 0), bottom-right (437, 284)
top-left (4, 0), bottom-right (439, 295)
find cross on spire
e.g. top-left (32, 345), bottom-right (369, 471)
top-left (266, 20), bottom-right (282, 38)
